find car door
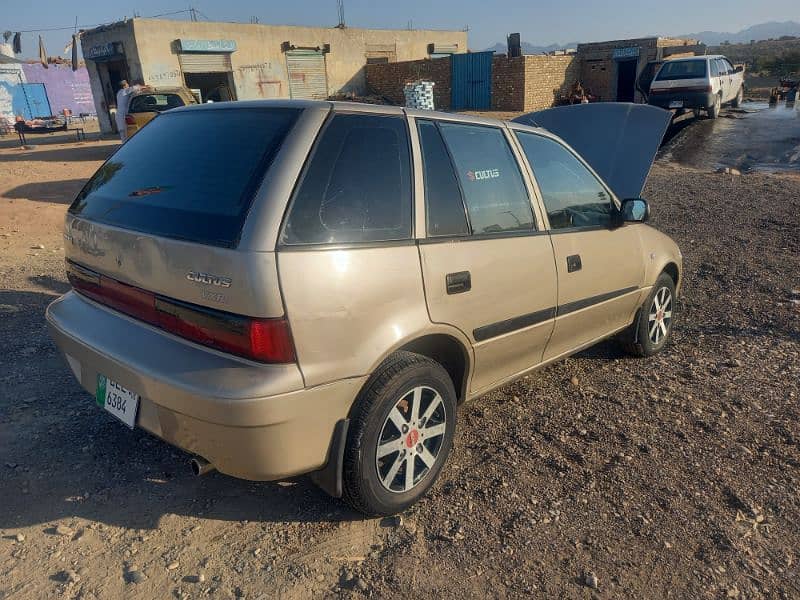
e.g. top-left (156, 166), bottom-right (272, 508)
top-left (412, 117), bottom-right (558, 394)
top-left (724, 58), bottom-right (741, 97)
top-left (513, 129), bottom-right (646, 362)
top-left (717, 59), bottom-right (732, 102)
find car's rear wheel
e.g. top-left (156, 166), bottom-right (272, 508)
top-left (619, 273), bottom-right (676, 357)
top-left (732, 85), bottom-right (744, 108)
top-left (342, 351), bottom-right (457, 516)
top-left (708, 93), bottom-right (722, 119)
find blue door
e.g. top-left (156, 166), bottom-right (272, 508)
top-left (13, 83), bottom-right (52, 119)
top-left (451, 52), bottom-right (493, 110)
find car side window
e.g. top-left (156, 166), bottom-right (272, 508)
top-left (281, 113), bottom-right (412, 245)
top-left (417, 120), bottom-right (470, 237)
top-left (724, 59), bottom-right (734, 74)
top-left (515, 132), bottom-right (613, 230)
top-left (710, 60), bottom-right (720, 77)
top-left (437, 122), bottom-right (534, 234)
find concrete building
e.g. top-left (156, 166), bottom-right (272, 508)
top-left (79, 17), bottom-right (467, 133)
top-left (576, 37), bottom-right (704, 102)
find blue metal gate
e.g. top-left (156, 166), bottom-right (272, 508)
top-left (451, 52), bottom-right (493, 110)
top-left (13, 83), bottom-right (52, 119)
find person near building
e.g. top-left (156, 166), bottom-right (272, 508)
top-left (114, 80), bottom-right (141, 142)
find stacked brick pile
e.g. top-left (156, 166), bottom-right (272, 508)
top-left (403, 81), bottom-right (436, 109)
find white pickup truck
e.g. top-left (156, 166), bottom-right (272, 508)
top-left (647, 55), bottom-right (745, 118)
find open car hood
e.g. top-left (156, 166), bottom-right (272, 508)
top-left (512, 103), bottom-right (672, 200)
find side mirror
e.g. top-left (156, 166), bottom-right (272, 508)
top-left (734, 65), bottom-right (744, 73)
top-left (619, 198), bottom-right (650, 223)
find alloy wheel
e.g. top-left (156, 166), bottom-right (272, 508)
top-left (648, 286), bottom-right (673, 344)
top-left (375, 386), bottom-right (447, 493)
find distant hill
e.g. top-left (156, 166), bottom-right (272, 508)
top-left (485, 21), bottom-right (800, 55)
top-left (485, 41), bottom-right (579, 55)
top-left (679, 21), bottom-right (800, 45)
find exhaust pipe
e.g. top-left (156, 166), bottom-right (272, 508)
top-left (190, 456), bottom-right (215, 477)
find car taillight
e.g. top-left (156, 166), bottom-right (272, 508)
top-left (125, 114), bottom-right (135, 125)
top-left (66, 261), bottom-right (295, 363)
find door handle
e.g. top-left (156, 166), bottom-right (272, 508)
top-left (566, 254), bottom-right (582, 273)
top-left (446, 271), bottom-right (471, 294)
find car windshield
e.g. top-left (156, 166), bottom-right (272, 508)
top-left (656, 60), bottom-right (707, 81)
top-left (69, 107), bottom-right (300, 247)
top-left (129, 93), bottom-right (186, 113)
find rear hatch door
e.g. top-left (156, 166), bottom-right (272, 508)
top-left (66, 105), bottom-right (301, 318)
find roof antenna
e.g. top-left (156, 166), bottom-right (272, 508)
top-left (336, 0), bottom-right (345, 28)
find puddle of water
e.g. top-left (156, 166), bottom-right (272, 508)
top-left (661, 100), bottom-right (800, 173)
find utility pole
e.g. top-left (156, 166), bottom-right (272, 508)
top-left (336, 0), bottom-right (345, 28)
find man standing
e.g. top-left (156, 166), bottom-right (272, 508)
top-left (115, 80), bottom-right (134, 142)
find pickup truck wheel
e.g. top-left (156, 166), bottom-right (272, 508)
top-left (342, 351), bottom-right (457, 516)
top-left (708, 93), bottom-right (722, 119)
top-left (732, 86), bottom-right (744, 108)
top-left (619, 273), bottom-right (676, 357)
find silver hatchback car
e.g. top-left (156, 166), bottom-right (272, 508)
top-left (48, 100), bottom-right (681, 515)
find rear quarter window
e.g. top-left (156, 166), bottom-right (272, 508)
top-left (69, 108), bottom-right (300, 247)
top-left (281, 113), bottom-right (412, 245)
top-left (656, 60), bottom-right (707, 81)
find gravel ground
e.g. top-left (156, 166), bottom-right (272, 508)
top-left (0, 135), bottom-right (798, 599)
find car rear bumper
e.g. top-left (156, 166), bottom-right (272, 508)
top-left (46, 291), bottom-right (363, 480)
top-left (648, 91), bottom-right (715, 110)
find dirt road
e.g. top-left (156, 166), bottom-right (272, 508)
top-left (1, 130), bottom-right (799, 599)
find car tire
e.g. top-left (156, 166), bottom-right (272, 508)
top-left (708, 93), bottom-right (721, 119)
top-left (342, 351), bottom-right (457, 516)
top-left (732, 86), bottom-right (743, 108)
top-left (619, 273), bottom-right (676, 357)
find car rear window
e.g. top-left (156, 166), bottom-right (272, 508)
top-left (655, 60), bottom-right (707, 81)
top-left (128, 93), bottom-right (186, 113)
top-left (69, 108), bottom-right (300, 247)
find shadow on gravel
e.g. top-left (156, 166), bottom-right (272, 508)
top-left (28, 275), bottom-right (70, 295)
top-left (0, 144), bottom-right (116, 163)
top-left (573, 338), bottom-right (626, 360)
top-left (0, 288), bottom-right (365, 529)
top-left (2, 179), bottom-right (88, 204)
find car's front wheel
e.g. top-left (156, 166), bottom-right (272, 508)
top-left (620, 273), bottom-right (676, 357)
top-left (342, 351), bottom-right (457, 516)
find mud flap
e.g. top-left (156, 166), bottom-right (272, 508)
top-left (309, 419), bottom-right (349, 498)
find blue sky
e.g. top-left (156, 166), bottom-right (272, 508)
top-left (5, 0), bottom-right (799, 58)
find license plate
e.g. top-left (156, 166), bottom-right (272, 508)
top-left (669, 100), bottom-right (684, 109)
top-left (96, 375), bottom-right (139, 429)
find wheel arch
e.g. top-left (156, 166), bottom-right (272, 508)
top-left (662, 261), bottom-right (681, 293)
top-left (359, 328), bottom-right (473, 406)
top-left (395, 333), bottom-right (471, 404)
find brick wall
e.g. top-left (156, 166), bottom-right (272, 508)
top-left (365, 56), bottom-right (451, 109)
top-left (491, 54), bottom-right (578, 112)
top-left (522, 55), bottom-right (579, 111)
top-left (366, 53), bottom-right (577, 112)
top-left (491, 56), bottom-right (525, 111)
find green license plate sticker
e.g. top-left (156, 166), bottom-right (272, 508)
top-left (96, 374), bottom-right (107, 407)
